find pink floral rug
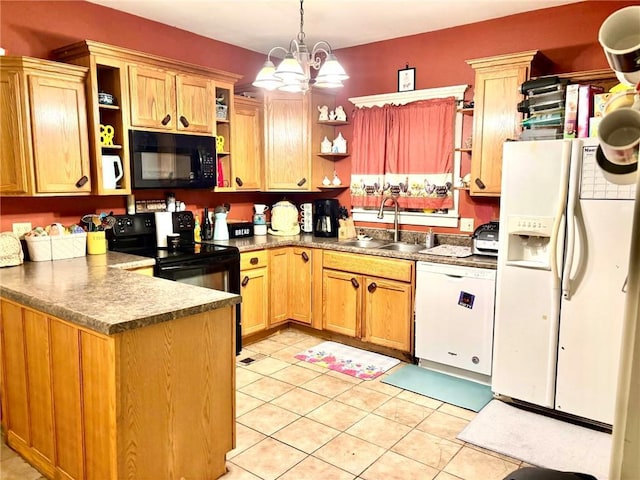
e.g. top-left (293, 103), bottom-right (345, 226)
top-left (294, 341), bottom-right (400, 380)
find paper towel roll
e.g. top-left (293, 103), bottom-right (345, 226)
top-left (155, 211), bottom-right (173, 248)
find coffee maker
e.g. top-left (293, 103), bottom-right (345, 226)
top-left (313, 199), bottom-right (340, 237)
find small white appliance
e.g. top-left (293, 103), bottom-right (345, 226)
top-left (101, 154), bottom-right (123, 190)
top-left (493, 138), bottom-right (635, 425)
top-left (154, 211), bottom-right (174, 248)
top-left (471, 221), bottom-right (499, 256)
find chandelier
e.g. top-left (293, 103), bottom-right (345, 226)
top-left (252, 0), bottom-right (349, 93)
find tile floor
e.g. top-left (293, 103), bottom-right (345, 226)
top-left (1, 328), bottom-right (531, 480)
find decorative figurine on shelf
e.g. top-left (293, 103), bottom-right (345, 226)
top-left (320, 136), bottom-right (332, 153)
top-left (322, 175), bottom-right (332, 186)
top-left (216, 135), bottom-right (225, 152)
top-left (100, 124), bottom-right (115, 146)
top-left (333, 132), bottom-right (347, 153)
top-left (335, 105), bottom-right (347, 122)
top-left (329, 109), bottom-right (337, 121)
top-left (332, 171), bottom-right (342, 186)
top-left (318, 105), bottom-right (329, 121)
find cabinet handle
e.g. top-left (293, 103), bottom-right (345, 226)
top-left (161, 114), bottom-right (171, 126)
top-left (367, 282), bottom-right (377, 293)
top-left (235, 177), bottom-right (243, 187)
top-left (301, 251), bottom-right (309, 262)
top-left (297, 177), bottom-right (307, 187)
top-left (241, 276), bottom-right (249, 287)
top-left (250, 257), bottom-right (259, 265)
top-left (75, 176), bottom-right (89, 188)
top-left (179, 115), bottom-right (189, 127)
top-left (474, 177), bottom-right (486, 189)
top-left (350, 277), bottom-right (359, 289)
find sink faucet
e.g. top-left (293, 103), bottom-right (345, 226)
top-left (377, 195), bottom-right (400, 242)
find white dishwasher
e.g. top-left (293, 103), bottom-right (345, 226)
top-left (415, 262), bottom-right (496, 377)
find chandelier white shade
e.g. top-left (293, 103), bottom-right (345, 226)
top-left (252, 0), bottom-right (349, 93)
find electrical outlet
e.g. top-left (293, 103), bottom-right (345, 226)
top-left (12, 222), bottom-right (32, 238)
top-left (460, 218), bottom-right (474, 233)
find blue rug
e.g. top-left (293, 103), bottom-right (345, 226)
top-left (382, 364), bottom-right (493, 412)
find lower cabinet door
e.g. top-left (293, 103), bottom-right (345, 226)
top-left (363, 277), bottom-right (412, 352)
top-left (241, 267), bottom-right (269, 336)
top-left (322, 269), bottom-right (360, 337)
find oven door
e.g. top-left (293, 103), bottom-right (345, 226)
top-left (155, 254), bottom-right (241, 354)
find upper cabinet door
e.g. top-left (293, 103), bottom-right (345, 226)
top-left (232, 96), bottom-right (263, 190)
top-left (175, 74), bottom-right (213, 134)
top-left (264, 92), bottom-right (311, 191)
top-left (129, 65), bottom-right (175, 130)
top-left (0, 70), bottom-right (30, 194)
top-left (29, 74), bottom-right (91, 194)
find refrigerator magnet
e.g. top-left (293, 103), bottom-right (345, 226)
top-left (458, 291), bottom-right (475, 309)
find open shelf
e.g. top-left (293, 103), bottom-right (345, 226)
top-left (455, 148), bottom-right (472, 153)
top-left (318, 120), bottom-right (349, 126)
top-left (318, 152), bottom-right (350, 158)
top-left (99, 103), bottom-right (120, 110)
top-left (456, 108), bottom-right (474, 115)
top-left (101, 144), bottom-right (123, 149)
top-left (317, 185), bottom-right (349, 190)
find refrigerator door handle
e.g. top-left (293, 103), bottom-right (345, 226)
top-left (550, 141), bottom-right (572, 291)
top-left (562, 140), bottom-right (583, 300)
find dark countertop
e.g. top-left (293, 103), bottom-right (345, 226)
top-left (0, 234), bottom-right (495, 336)
top-left (0, 254), bottom-right (239, 335)
top-left (204, 233), bottom-right (498, 269)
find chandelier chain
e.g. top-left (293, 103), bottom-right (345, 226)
top-left (297, 0), bottom-right (306, 44)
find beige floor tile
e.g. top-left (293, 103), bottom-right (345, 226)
top-left (268, 329), bottom-right (311, 346)
top-left (361, 450), bottom-right (439, 480)
top-left (235, 367), bottom-right (264, 388)
top-left (314, 433), bottom-right (386, 476)
top-left (0, 456), bottom-right (44, 480)
top-left (291, 337), bottom-right (325, 349)
top-left (239, 376), bottom-right (294, 402)
top-left (359, 376), bottom-right (403, 396)
top-left (231, 438), bottom-right (306, 480)
top-left (226, 424), bottom-right (266, 459)
top-left (326, 369), bottom-right (364, 384)
top-left (221, 462), bottom-right (262, 479)
top-left (296, 359), bottom-right (329, 373)
top-left (306, 399), bottom-right (368, 431)
top-left (416, 410), bottom-right (469, 443)
top-left (434, 472), bottom-right (463, 480)
top-left (278, 456), bottom-right (355, 480)
top-left (235, 391), bottom-right (265, 417)
top-left (271, 387), bottom-right (330, 415)
top-left (396, 390), bottom-right (444, 409)
top-left (244, 356), bottom-right (290, 375)
top-left (248, 338), bottom-right (291, 355)
top-left (302, 374), bottom-right (355, 398)
top-left (237, 403), bottom-right (299, 436)
top-left (335, 385), bottom-right (392, 412)
top-left (270, 344), bottom-right (310, 363)
top-left (346, 414), bottom-right (411, 449)
top-left (373, 397), bottom-right (434, 427)
top-left (270, 364), bottom-right (322, 385)
top-left (444, 446), bottom-right (520, 480)
top-left (272, 417), bottom-right (341, 453)
top-left (438, 403), bottom-right (477, 421)
top-left (391, 429), bottom-right (461, 470)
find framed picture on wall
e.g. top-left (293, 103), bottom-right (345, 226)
top-left (398, 66), bottom-right (415, 92)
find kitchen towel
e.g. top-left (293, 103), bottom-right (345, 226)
top-left (294, 341), bottom-right (400, 380)
top-left (458, 399), bottom-right (611, 479)
top-left (382, 364), bottom-right (492, 412)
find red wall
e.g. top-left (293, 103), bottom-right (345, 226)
top-left (0, 0), bottom-right (635, 233)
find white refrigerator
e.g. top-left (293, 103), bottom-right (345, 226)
top-left (492, 138), bottom-right (636, 425)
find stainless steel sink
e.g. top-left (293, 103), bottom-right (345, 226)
top-left (340, 239), bottom-right (388, 249)
top-left (378, 242), bottom-right (426, 253)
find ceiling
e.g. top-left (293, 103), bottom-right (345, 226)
top-left (87, 0), bottom-right (584, 55)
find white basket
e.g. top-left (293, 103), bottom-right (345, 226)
top-left (51, 232), bottom-right (87, 260)
top-left (25, 236), bottom-right (52, 262)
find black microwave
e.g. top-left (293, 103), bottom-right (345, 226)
top-left (130, 130), bottom-right (216, 189)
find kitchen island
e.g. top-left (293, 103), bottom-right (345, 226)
top-left (0, 255), bottom-right (240, 480)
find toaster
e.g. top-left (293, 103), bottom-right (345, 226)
top-left (472, 221), bottom-right (499, 256)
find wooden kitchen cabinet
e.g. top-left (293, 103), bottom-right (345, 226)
top-left (129, 65), bottom-right (214, 134)
top-left (267, 247), bottom-right (313, 327)
top-left (240, 250), bottom-right (269, 336)
top-left (0, 297), bottom-right (235, 480)
top-left (322, 251), bottom-right (414, 352)
top-left (0, 57), bottom-right (91, 196)
top-left (466, 51), bottom-right (543, 196)
top-left (232, 95), bottom-right (263, 190)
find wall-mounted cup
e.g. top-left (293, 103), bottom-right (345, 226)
top-left (598, 6), bottom-right (640, 85)
top-left (597, 107), bottom-right (640, 167)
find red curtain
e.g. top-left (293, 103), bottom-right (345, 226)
top-left (350, 97), bottom-right (456, 210)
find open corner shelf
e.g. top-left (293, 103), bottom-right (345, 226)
top-left (318, 120), bottom-right (349, 126)
top-left (317, 185), bottom-right (349, 190)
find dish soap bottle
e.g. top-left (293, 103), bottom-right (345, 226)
top-left (425, 228), bottom-right (435, 249)
top-left (194, 214), bottom-right (201, 242)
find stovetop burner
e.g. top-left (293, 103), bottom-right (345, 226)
top-left (129, 242), bottom-right (239, 264)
